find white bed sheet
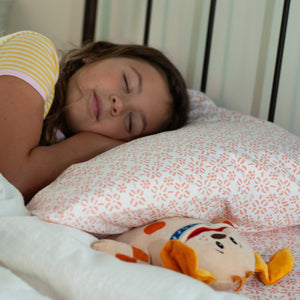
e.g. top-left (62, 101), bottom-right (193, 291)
top-left (0, 266), bottom-right (51, 300)
top-left (0, 174), bottom-right (248, 300)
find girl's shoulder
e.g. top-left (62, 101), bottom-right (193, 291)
top-left (0, 31), bottom-right (59, 116)
top-left (0, 31), bottom-right (59, 70)
top-left (0, 31), bottom-right (59, 68)
top-left (1, 30), bottom-right (53, 45)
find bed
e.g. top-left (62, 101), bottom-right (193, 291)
top-left (0, 0), bottom-right (299, 299)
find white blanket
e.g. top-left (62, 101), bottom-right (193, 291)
top-left (0, 174), bottom-right (248, 300)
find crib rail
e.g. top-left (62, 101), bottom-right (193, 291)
top-left (268, 0), bottom-right (290, 122)
top-left (82, 0), bottom-right (98, 44)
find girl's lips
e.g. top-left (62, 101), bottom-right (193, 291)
top-left (92, 92), bottom-right (102, 120)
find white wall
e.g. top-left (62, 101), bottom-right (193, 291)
top-left (95, 0), bottom-right (147, 44)
top-left (5, 0), bottom-right (84, 51)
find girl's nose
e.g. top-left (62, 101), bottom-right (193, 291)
top-left (110, 95), bottom-right (124, 116)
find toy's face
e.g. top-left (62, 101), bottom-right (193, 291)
top-left (184, 223), bottom-right (255, 290)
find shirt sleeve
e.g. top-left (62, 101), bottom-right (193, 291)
top-left (0, 31), bottom-right (59, 116)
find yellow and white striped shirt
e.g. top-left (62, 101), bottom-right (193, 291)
top-left (0, 31), bottom-right (59, 118)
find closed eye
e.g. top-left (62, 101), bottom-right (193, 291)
top-left (126, 112), bottom-right (134, 135)
top-left (125, 112), bottom-right (146, 138)
top-left (128, 113), bottom-right (132, 132)
top-left (123, 73), bottom-right (129, 93)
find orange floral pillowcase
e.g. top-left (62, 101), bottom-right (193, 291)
top-left (28, 91), bottom-right (300, 234)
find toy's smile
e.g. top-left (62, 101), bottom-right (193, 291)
top-left (187, 226), bottom-right (227, 240)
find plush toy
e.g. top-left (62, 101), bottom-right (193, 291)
top-left (92, 217), bottom-right (294, 291)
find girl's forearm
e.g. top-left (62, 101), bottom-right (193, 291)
top-left (5, 132), bottom-right (124, 204)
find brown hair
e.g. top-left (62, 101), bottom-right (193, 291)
top-left (40, 41), bottom-right (189, 145)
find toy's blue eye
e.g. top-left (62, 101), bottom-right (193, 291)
top-left (216, 241), bottom-right (224, 249)
top-left (230, 237), bottom-right (238, 245)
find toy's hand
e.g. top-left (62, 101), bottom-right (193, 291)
top-left (92, 239), bottom-right (150, 264)
top-left (255, 248), bottom-right (294, 285)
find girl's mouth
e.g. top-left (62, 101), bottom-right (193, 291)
top-left (92, 92), bottom-right (102, 120)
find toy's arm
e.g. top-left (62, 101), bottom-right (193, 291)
top-left (255, 248), bottom-right (294, 285)
top-left (92, 239), bottom-right (150, 264)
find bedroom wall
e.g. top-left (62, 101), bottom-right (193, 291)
top-left (4, 0), bottom-right (84, 51)
top-left (95, 0), bottom-right (300, 137)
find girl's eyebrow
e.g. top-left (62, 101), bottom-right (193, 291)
top-left (130, 66), bottom-right (142, 93)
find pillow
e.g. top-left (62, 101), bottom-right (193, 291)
top-left (28, 90), bottom-right (300, 234)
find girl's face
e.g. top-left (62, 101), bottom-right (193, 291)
top-left (64, 57), bottom-right (172, 141)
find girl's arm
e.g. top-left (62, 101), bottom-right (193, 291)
top-left (0, 76), bottom-right (123, 203)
